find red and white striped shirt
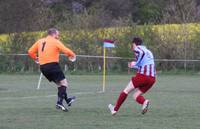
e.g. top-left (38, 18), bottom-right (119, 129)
top-left (133, 45), bottom-right (156, 77)
top-left (138, 64), bottom-right (156, 77)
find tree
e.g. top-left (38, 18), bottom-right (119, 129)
top-left (131, 0), bottom-right (164, 24)
top-left (0, 0), bottom-right (51, 33)
top-left (162, 0), bottom-right (198, 23)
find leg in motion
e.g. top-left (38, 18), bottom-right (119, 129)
top-left (57, 79), bottom-right (76, 107)
top-left (133, 90), bottom-right (149, 114)
top-left (56, 85), bottom-right (68, 112)
top-left (108, 81), bottom-right (135, 115)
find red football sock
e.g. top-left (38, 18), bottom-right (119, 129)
top-left (136, 96), bottom-right (145, 105)
top-left (114, 91), bottom-right (128, 111)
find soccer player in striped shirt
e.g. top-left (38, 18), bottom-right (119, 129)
top-left (28, 28), bottom-right (76, 112)
top-left (108, 37), bottom-right (156, 115)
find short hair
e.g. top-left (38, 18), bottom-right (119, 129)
top-left (132, 37), bottom-right (143, 45)
top-left (48, 28), bottom-right (59, 35)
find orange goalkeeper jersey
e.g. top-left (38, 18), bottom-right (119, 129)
top-left (28, 36), bottom-right (76, 65)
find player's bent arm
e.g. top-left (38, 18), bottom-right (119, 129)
top-left (128, 61), bottom-right (139, 69)
top-left (134, 47), bottom-right (144, 66)
top-left (28, 42), bottom-right (39, 60)
top-left (57, 41), bottom-right (76, 59)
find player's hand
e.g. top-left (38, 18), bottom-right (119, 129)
top-left (35, 57), bottom-right (39, 64)
top-left (128, 61), bottom-right (136, 68)
top-left (69, 55), bottom-right (76, 62)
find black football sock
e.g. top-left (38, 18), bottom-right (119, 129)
top-left (60, 85), bottom-right (71, 103)
top-left (59, 85), bottom-right (71, 103)
top-left (57, 86), bottom-right (66, 104)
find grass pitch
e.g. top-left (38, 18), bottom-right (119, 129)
top-left (0, 74), bottom-right (200, 129)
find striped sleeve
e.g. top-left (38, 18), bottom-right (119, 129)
top-left (134, 47), bottom-right (145, 66)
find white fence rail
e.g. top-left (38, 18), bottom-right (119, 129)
top-left (0, 54), bottom-right (200, 73)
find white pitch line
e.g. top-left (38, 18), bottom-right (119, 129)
top-left (0, 91), bottom-right (102, 101)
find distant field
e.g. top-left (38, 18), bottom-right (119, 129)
top-left (0, 74), bottom-right (200, 129)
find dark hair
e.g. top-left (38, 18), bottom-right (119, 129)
top-left (132, 37), bottom-right (143, 45)
top-left (48, 28), bottom-right (59, 35)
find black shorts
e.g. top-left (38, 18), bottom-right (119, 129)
top-left (40, 62), bottom-right (65, 83)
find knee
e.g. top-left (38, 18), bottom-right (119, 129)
top-left (123, 88), bottom-right (131, 94)
top-left (133, 93), bottom-right (138, 100)
top-left (133, 91), bottom-right (142, 100)
top-left (59, 79), bottom-right (68, 87)
top-left (123, 81), bottom-right (135, 94)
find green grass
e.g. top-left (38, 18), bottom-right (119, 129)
top-left (0, 74), bottom-right (200, 129)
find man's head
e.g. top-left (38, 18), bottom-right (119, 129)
top-left (48, 28), bottom-right (59, 39)
top-left (131, 37), bottom-right (143, 50)
top-left (132, 37), bottom-right (143, 45)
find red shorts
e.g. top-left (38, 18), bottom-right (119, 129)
top-left (131, 73), bottom-right (156, 93)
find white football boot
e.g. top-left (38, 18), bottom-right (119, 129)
top-left (56, 103), bottom-right (68, 112)
top-left (108, 104), bottom-right (117, 115)
top-left (142, 99), bottom-right (150, 114)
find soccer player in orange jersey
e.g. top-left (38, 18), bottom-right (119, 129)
top-left (28, 28), bottom-right (76, 112)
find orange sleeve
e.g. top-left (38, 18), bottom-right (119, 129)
top-left (57, 41), bottom-right (76, 58)
top-left (28, 41), bottom-right (39, 60)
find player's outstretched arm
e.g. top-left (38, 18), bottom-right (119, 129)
top-left (57, 41), bottom-right (76, 62)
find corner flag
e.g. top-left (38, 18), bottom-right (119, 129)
top-left (103, 39), bottom-right (115, 48)
top-left (95, 39), bottom-right (115, 92)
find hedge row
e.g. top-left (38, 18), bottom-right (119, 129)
top-left (0, 23), bottom-right (200, 73)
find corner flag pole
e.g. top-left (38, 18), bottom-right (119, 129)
top-left (37, 73), bottom-right (43, 90)
top-left (102, 47), bottom-right (106, 92)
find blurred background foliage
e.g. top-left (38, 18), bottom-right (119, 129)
top-left (0, 0), bottom-right (199, 33)
top-left (0, 23), bottom-right (200, 73)
top-left (0, 0), bottom-right (200, 73)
